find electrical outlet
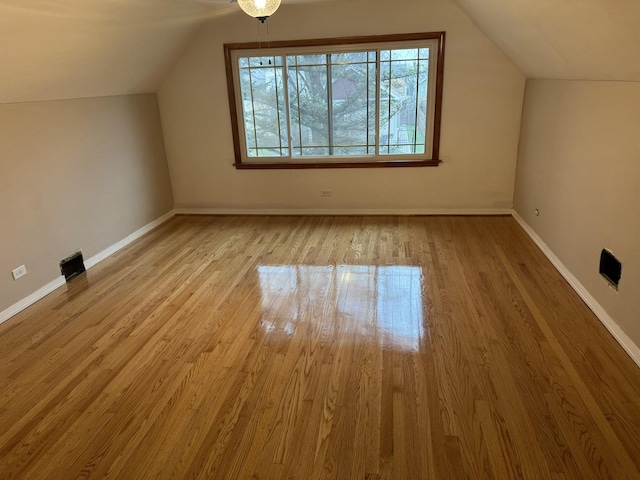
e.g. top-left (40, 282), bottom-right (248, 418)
top-left (12, 265), bottom-right (27, 280)
top-left (320, 190), bottom-right (332, 197)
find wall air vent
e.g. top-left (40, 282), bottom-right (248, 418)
top-left (599, 249), bottom-right (622, 291)
top-left (60, 251), bottom-right (86, 282)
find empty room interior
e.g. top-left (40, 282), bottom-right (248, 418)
top-left (1, 0), bottom-right (640, 478)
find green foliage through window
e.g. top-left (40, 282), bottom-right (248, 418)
top-left (226, 33), bottom-right (445, 167)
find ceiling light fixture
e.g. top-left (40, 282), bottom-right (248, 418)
top-left (237, 0), bottom-right (281, 23)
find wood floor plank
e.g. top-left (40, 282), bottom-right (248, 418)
top-left (1, 215), bottom-right (640, 479)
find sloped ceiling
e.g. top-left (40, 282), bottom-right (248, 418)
top-left (0, 0), bottom-right (231, 104)
top-left (0, 0), bottom-right (336, 105)
top-left (4, 0), bottom-right (638, 105)
top-left (453, 0), bottom-right (640, 81)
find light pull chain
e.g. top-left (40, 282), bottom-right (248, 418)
top-left (257, 18), bottom-right (272, 66)
top-left (266, 20), bottom-right (272, 65)
top-left (257, 19), bottom-right (262, 50)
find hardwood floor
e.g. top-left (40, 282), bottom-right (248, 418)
top-left (1, 215), bottom-right (640, 479)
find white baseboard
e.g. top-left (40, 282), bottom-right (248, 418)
top-left (511, 210), bottom-right (640, 368)
top-left (0, 210), bottom-right (176, 326)
top-left (84, 210), bottom-right (176, 269)
top-left (0, 276), bottom-right (66, 325)
top-left (175, 207), bottom-right (514, 216)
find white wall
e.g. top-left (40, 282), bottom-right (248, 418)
top-left (0, 94), bottom-right (174, 313)
top-left (158, 0), bottom-right (525, 213)
top-left (515, 79), bottom-right (640, 350)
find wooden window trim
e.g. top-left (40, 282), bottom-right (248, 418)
top-left (224, 32), bottom-right (446, 170)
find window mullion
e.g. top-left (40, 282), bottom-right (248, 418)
top-left (282, 56), bottom-right (293, 160)
top-left (414, 56), bottom-right (421, 154)
top-left (247, 64), bottom-right (259, 156)
top-left (326, 54), bottom-right (334, 156)
top-left (273, 57), bottom-right (284, 156)
top-left (375, 50), bottom-right (381, 157)
top-left (387, 55), bottom-right (392, 155)
top-left (427, 47), bottom-right (436, 157)
top-left (366, 52), bottom-right (370, 155)
top-left (294, 57), bottom-right (303, 156)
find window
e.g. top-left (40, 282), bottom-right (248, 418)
top-left (224, 32), bottom-right (445, 169)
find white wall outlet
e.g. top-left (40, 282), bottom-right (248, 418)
top-left (12, 265), bottom-right (27, 280)
top-left (320, 190), bottom-right (332, 197)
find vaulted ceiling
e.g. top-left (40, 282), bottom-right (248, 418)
top-left (1, 0), bottom-right (638, 104)
top-left (0, 0), bottom-right (228, 104)
top-left (453, 0), bottom-right (640, 81)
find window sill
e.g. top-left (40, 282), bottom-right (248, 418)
top-left (233, 159), bottom-right (441, 170)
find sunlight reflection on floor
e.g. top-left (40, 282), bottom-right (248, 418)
top-left (257, 264), bottom-right (425, 351)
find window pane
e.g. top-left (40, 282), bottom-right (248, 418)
top-left (379, 49), bottom-right (429, 155)
top-left (288, 54), bottom-right (325, 66)
top-left (330, 51), bottom-right (376, 156)
top-left (249, 56), bottom-right (279, 67)
top-left (368, 60), bottom-right (377, 154)
top-left (331, 51), bottom-right (368, 64)
top-left (379, 59), bottom-right (391, 154)
top-left (391, 48), bottom-right (418, 61)
top-left (415, 59), bottom-right (429, 154)
top-left (240, 69), bottom-right (256, 151)
top-left (239, 56), bottom-right (289, 157)
top-left (288, 57), bottom-right (330, 157)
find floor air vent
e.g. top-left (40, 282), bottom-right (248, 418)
top-left (599, 249), bottom-right (622, 291)
top-left (60, 251), bottom-right (86, 282)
